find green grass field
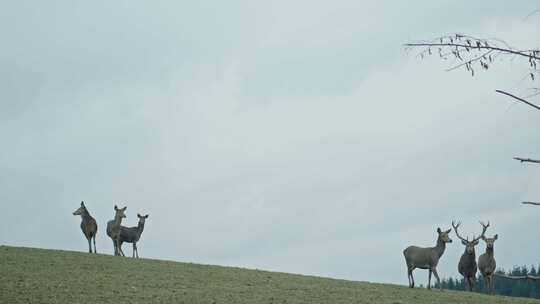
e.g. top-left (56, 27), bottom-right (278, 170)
top-left (1, 245), bottom-right (538, 304)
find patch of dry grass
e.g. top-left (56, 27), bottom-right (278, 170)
top-left (1, 246), bottom-right (539, 304)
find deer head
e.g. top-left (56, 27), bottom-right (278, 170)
top-left (114, 205), bottom-right (127, 219)
top-left (73, 201), bottom-right (87, 216)
top-left (482, 234), bottom-right (498, 250)
top-left (452, 220), bottom-right (489, 254)
top-left (137, 213), bottom-right (149, 224)
top-left (437, 227), bottom-right (453, 243)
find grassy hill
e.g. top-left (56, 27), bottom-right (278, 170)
top-left (1, 246), bottom-right (539, 304)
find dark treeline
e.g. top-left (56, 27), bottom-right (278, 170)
top-left (435, 265), bottom-right (540, 299)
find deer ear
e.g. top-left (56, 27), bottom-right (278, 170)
top-left (137, 213), bottom-right (141, 218)
top-left (122, 206), bottom-right (127, 211)
top-left (461, 240), bottom-right (467, 246)
top-left (474, 240), bottom-right (479, 245)
top-left (445, 229), bottom-right (452, 234)
top-left (114, 205), bottom-right (118, 210)
top-left (81, 201), bottom-right (85, 206)
top-left (437, 227), bottom-right (442, 233)
top-left (494, 234), bottom-right (498, 240)
top-left (145, 214), bottom-right (149, 218)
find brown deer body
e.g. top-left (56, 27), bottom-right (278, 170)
top-left (403, 227), bottom-right (453, 290)
top-left (478, 233), bottom-right (498, 294)
top-left (72, 201), bottom-right (98, 253)
top-left (106, 205), bottom-right (127, 256)
top-left (452, 221), bottom-right (489, 291)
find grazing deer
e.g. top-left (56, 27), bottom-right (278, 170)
top-left (403, 227), bottom-right (452, 290)
top-left (451, 221), bottom-right (489, 291)
top-left (106, 205), bottom-right (127, 256)
top-left (72, 201), bottom-right (98, 253)
top-left (119, 213), bottom-right (149, 258)
top-left (478, 227), bottom-right (498, 294)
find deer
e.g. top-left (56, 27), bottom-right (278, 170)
top-left (72, 201), bottom-right (98, 253)
top-left (403, 226), bottom-right (453, 290)
top-left (119, 213), bottom-right (149, 258)
top-left (478, 228), bottom-right (498, 294)
top-left (106, 205), bottom-right (127, 256)
top-left (451, 220), bottom-right (489, 291)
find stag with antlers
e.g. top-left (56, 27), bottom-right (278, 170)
top-left (452, 220), bottom-right (489, 291)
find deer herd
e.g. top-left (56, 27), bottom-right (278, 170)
top-left (72, 200), bottom-right (501, 293)
top-left (72, 201), bottom-right (149, 258)
top-left (404, 220), bottom-right (498, 294)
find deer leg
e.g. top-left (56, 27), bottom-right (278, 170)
top-left (409, 267), bottom-right (415, 288)
top-left (117, 239), bottom-right (125, 257)
top-left (431, 268), bottom-right (441, 290)
top-left (93, 235), bottom-right (97, 254)
top-left (112, 239), bottom-right (118, 256)
top-left (132, 243), bottom-right (136, 258)
top-left (87, 236), bottom-right (92, 253)
top-left (135, 243), bottom-right (139, 258)
top-left (428, 269), bottom-right (432, 289)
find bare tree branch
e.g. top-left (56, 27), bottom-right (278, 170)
top-left (405, 42), bottom-right (540, 61)
top-left (405, 34), bottom-right (540, 80)
top-left (522, 201), bottom-right (540, 206)
top-left (496, 90), bottom-right (540, 112)
top-left (514, 157), bottom-right (540, 163)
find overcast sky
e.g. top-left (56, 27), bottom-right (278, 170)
top-left (1, 0), bottom-right (540, 285)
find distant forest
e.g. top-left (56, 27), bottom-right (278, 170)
top-left (435, 265), bottom-right (540, 299)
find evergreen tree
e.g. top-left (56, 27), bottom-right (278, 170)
top-left (439, 264), bottom-right (540, 299)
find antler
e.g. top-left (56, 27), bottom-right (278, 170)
top-left (452, 220), bottom-right (468, 242)
top-left (473, 221), bottom-right (490, 242)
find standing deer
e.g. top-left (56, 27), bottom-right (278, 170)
top-left (451, 220), bottom-right (489, 291)
top-left (72, 201), bottom-right (98, 253)
top-left (403, 227), bottom-right (453, 290)
top-left (478, 227), bottom-right (498, 294)
top-left (106, 205), bottom-right (127, 256)
top-left (119, 213), bottom-right (149, 258)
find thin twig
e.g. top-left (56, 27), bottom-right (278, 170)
top-left (446, 50), bottom-right (494, 72)
top-left (523, 9), bottom-right (540, 21)
top-left (496, 90), bottom-right (540, 112)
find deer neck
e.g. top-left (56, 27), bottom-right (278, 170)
top-left (435, 238), bottom-right (447, 257)
top-left (485, 246), bottom-right (494, 256)
top-left (113, 214), bottom-right (124, 228)
top-left (464, 249), bottom-right (476, 258)
top-left (137, 221), bottom-right (145, 236)
top-left (81, 209), bottom-right (93, 222)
